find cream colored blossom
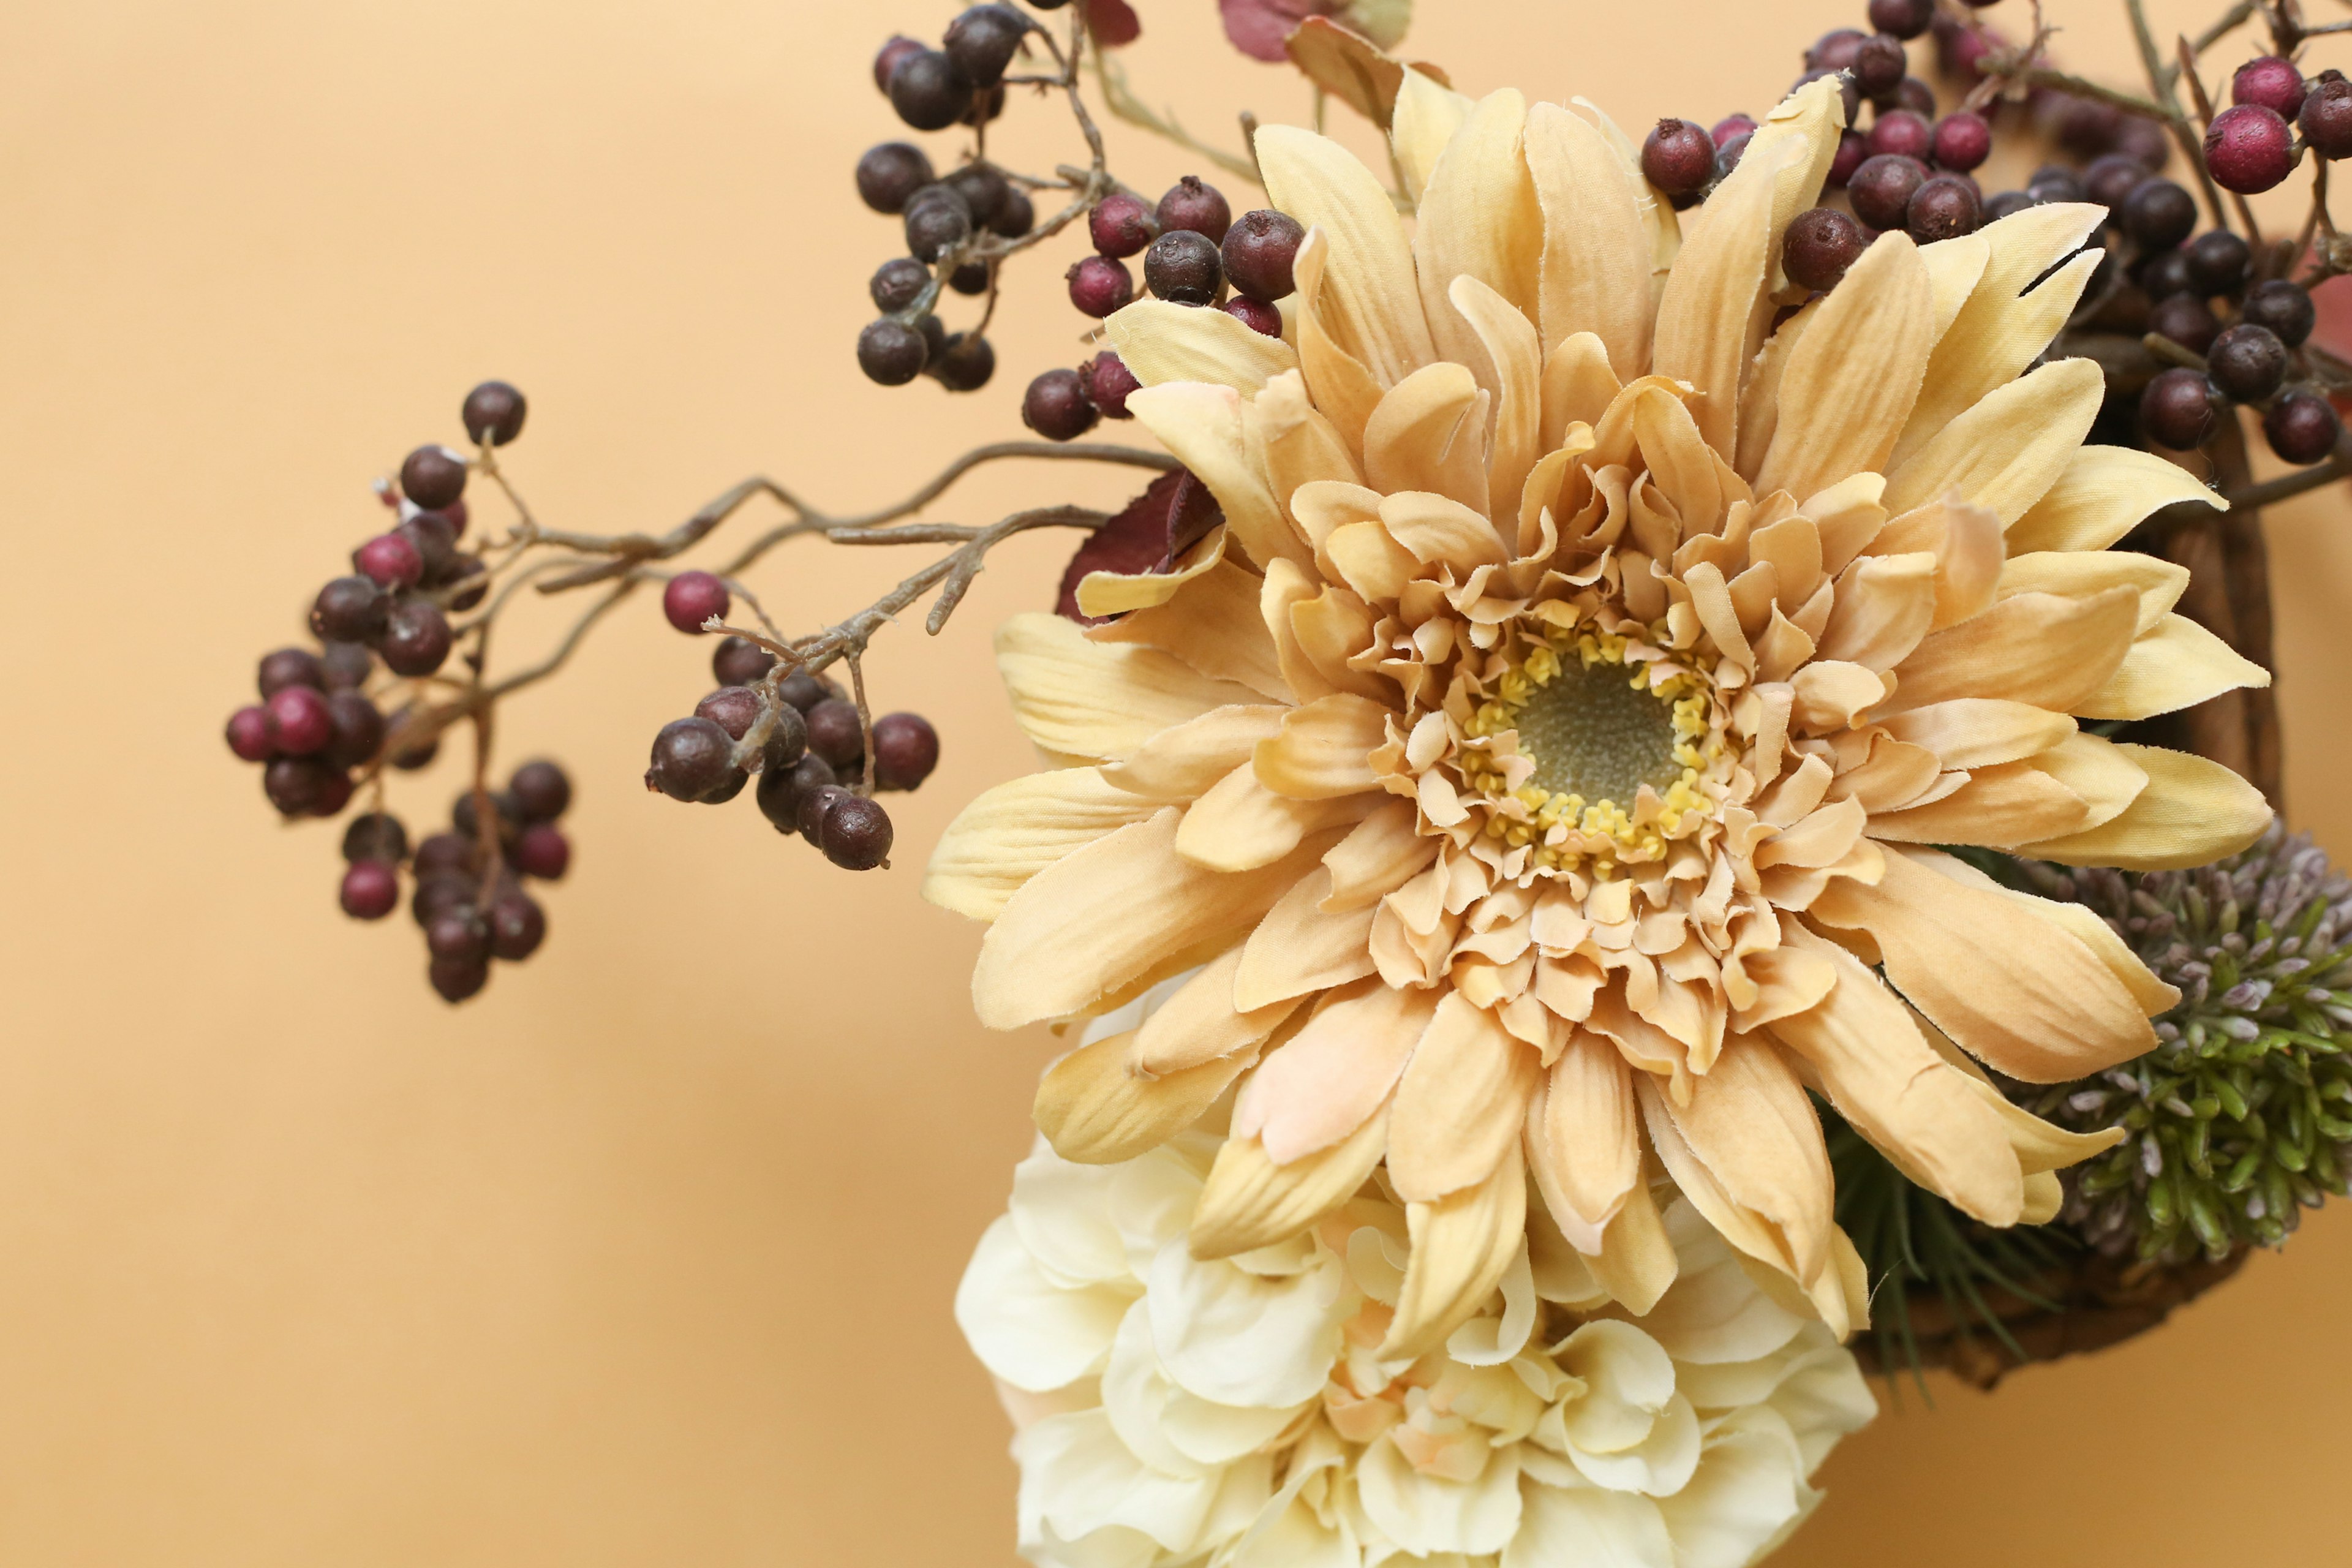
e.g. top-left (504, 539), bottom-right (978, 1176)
top-left (958, 1128), bottom-right (1875, 1568)
top-left (927, 73), bottom-right (2274, 1352)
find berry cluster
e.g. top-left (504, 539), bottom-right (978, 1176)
top-left (358, 761), bottom-right (573, 1002)
top-left (855, 5), bottom-right (1047, 392)
top-left (1022, 181), bottom-right (1306, 442)
top-left (222, 380), bottom-right (572, 1002)
top-left (644, 614), bottom-right (942, 872)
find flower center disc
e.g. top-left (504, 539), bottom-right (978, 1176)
top-left (1514, 658), bottom-right (1685, 807)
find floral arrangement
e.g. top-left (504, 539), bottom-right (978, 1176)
top-left (222, 0), bottom-right (2352, 1557)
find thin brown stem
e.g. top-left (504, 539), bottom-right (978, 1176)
top-left (2127, 0), bottom-right (2236, 230)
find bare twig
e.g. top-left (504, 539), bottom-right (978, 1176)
top-left (1093, 47), bottom-right (1262, 184)
top-left (2127, 0), bottom-right (2236, 230)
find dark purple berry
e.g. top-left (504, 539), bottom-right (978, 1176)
top-left (267, 685), bottom-right (333, 756)
top-left (445, 556), bottom-right (486, 612)
top-left (398, 511), bottom-right (459, 584)
top-left (888, 49), bottom-right (973, 132)
top-left (415, 833), bottom-right (475, 878)
top-left (1144, 229), bottom-right (1223, 305)
top-left (1849, 153), bottom-right (1929, 230)
top-left (944, 162), bottom-right (1011, 229)
top-left (2082, 153), bottom-right (2149, 209)
top-left (1868, 0), bottom-right (1934, 40)
top-left (514, 823), bottom-right (571, 880)
top-left (856, 142), bottom-right (935, 214)
top-left (508, 760), bottom-right (571, 822)
top-left (903, 187), bottom-right (972, 262)
top-left (805, 698), bottom-right (865, 769)
top-left (1641, 118), bottom-right (1715, 195)
top-left (341, 861), bottom-right (399, 920)
top-left (1894, 77), bottom-right (1937, 118)
top-left (1157, 176), bottom-right (1231, 241)
top-left (1784, 206), bottom-right (1868, 293)
top-left (820, 794), bottom-right (894, 870)
top-left (663, 571), bottom-right (729, 635)
top-left (1089, 192), bottom-right (1156, 258)
top-left (871, 712), bottom-right (940, 791)
top-left (2204, 104), bottom-right (2295, 193)
top-left (858, 317), bottom-right (930, 385)
top-left (1023, 369), bottom-right (1099, 442)
top-left (796, 783), bottom-right (850, 846)
top-left (1983, 189), bottom-right (2036, 222)
top-left (379, 600), bottom-right (453, 677)
top-left (869, 260), bottom-right (928, 317)
top-left (426, 909), bottom-right (489, 965)
top-left (311, 575), bottom-right (387, 644)
top-left (342, 812), bottom-right (409, 864)
top-left (487, 892), bottom-right (546, 960)
top-left (2266, 390), bottom-right (2342, 462)
top-left (322, 642), bottom-right (371, 690)
top-left (1711, 113), bottom-right (1756, 147)
top-left (1080, 352), bottom-right (1140, 419)
top-left (760, 700), bottom-right (808, 773)
top-left (943, 4), bottom-right (1027, 89)
top-left (2122, 180), bottom-right (2194, 255)
top-left (1224, 296), bottom-right (1283, 337)
top-left (712, 634), bottom-right (775, 687)
top-left (1932, 111), bottom-right (1991, 172)
top-left (1714, 129), bottom-right (1753, 178)
top-left (2208, 323), bottom-right (2288, 402)
top-left (2141, 367), bottom-right (2218, 448)
top-left (451, 789), bottom-right (521, 846)
top-left (2187, 230), bottom-right (2251, 296)
top-left (2054, 97), bottom-right (2125, 157)
top-left (257, 647), bottom-right (324, 698)
top-left (1867, 109), bottom-right (1934, 163)
top-left (322, 690), bottom-right (384, 769)
top-left (262, 755), bottom-right (336, 816)
top-left (1807, 28), bottom-right (1866, 70)
top-left (990, 186), bottom-right (1035, 238)
top-left (428, 954), bottom-right (489, 1003)
top-left (695, 685), bottom-right (763, 741)
top-left (2233, 56), bottom-right (2307, 121)
top-left (225, 704), bottom-right (275, 761)
top-left (777, 668), bottom-right (842, 713)
top-left (758, 753), bottom-right (837, 835)
top-left (1068, 254), bottom-right (1137, 317)
top-left (461, 380), bottom-right (526, 447)
top-left (929, 332), bottom-right (995, 392)
top-left (647, 715), bottom-right (738, 802)
top-left (400, 445), bottom-right (467, 510)
top-left (2114, 115), bottom-right (2172, 171)
top-left (1221, 210), bottom-right (1305, 302)
top-left (2149, 292), bottom-right (2221, 353)
top-left (948, 260), bottom-right (992, 296)
top-left (873, 35), bottom-right (924, 94)
top-left (2028, 162), bottom-right (2088, 204)
top-left (1853, 34), bottom-right (1908, 100)
top-left (2301, 74), bottom-right (2352, 160)
top-left (1907, 175), bottom-right (1981, 241)
top-left (2242, 277), bottom-right (2316, 346)
top-left (2139, 247), bottom-right (2196, 301)
top-left (964, 82), bottom-right (1005, 129)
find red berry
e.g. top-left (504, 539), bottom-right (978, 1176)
top-left (2203, 104), bottom-right (2294, 194)
top-left (1156, 176), bottom-right (1231, 242)
top-left (1066, 254), bottom-right (1135, 318)
top-left (1849, 154), bottom-right (1929, 230)
top-left (341, 861), bottom-right (399, 921)
top-left (1867, 109), bottom-right (1934, 162)
top-left (266, 685), bottom-right (334, 756)
top-left (1080, 352), bottom-right (1140, 419)
top-left (514, 823), bottom-right (571, 880)
top-left (1223, 296), bottom-right (1283, 337)
top-left (663, 571), bottom-right (730, 635)
top-left (1641, 118), bottom-right (1714, 195)
top-left (2233, 56), bottom-right (2306, 121)
top-left (355, 532), bottom-right (423, 589)
top-left (1709, 113), bottom-right (1756, 148)
top-left (1784, 207), bottom-right (1868, 292)
top-left (225, 704), bottom-right (277, 761)
top-left (1828, 129), bottom-right (1868, 189)
top-left (1088, 192), bottom-right (1156, 258)
top-left (257, 647), bottom-right (324, 698)
top-left (1932, 111), bottom-right (1991, 172)
top-left (1220, 210), bottom-right (1305, 302)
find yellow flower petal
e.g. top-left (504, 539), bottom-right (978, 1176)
top-left (1131, 945), bottom-right (1306, 1075)
top-left (2017, 744), bottom-right (2271, 870)
top-left (1654, 1039), bottom-right (1834, 1283)
top-left (1381, 1154), bottom-right (1526, 1360)
top-left (2074, 614), bottom-right (2272, 722)
top-left (997, 612), bottom-right (1266, 763)
top-left (1235, 979), bottom-right (1439, 1162)
top-left (1525, 102), bottom-right (1654, 385)
top-left (1752, 232), bottom-right (1934, 502)
top-left (1177, 760), bottom-right (1376, 872)
top-left (1255, 125), bottom-right (1434, 386)
top-left (1449, 273), bottom-right (1544, 519)
top-left (1075, 527), bottom-right (1228, 619)
top-left (1091, 556), bottom-right (1294, 703)
top-left (2005, 444), bottom-right (2218, 554)
top-left (1389, 64), bottom-right (1474, 203)
top-left (1389, 993), bottom-right (1541, 1202)
top-left (1288, 227), bottom-right (1387, 454)
top-left (1235, 865), bottom-right (1380, 1009)
top-left (923, 766), bottom-right (1159, 921)
top-left (1651, 125), bottom-right (1795, 458)
top-left (1034, 1030), bottom-right (1253, 1164)
top-left (1254, 692), bottom-right (1391, 799)
top-left (1126, 381), bottom-right (1308, 571)
top-left (1875, 698), bottom-right (2077, 770)
top-left (1811, 845), bottom-right (2157, 1080)
top-left (1104, 297), bottom-right (1300, 395)
top-left (1524, 1031), bottom-right (1642, 1251)
top-left (1363, 361), bottom-right (1491, 513)
top-left (1191, 1110), bottom-right (1390, 1260)
top-left (1881, 586), bottom-right (2138, 713)
top-left (1414, 89), bottom-right (1542, 397)
top-left (1882, 356), bottom-right (2105, 524)
top-left (1098, 704), bottom-right (1291, 801)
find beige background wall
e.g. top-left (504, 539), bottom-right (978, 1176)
top-left (1, 1), bottom-right (2346, 1562)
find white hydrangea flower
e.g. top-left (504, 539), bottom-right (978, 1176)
top-left (958, 1131), bottom-right (1875, 1568)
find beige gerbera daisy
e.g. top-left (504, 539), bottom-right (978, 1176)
top-left (925, 75), bottom-right (2273, 1357)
